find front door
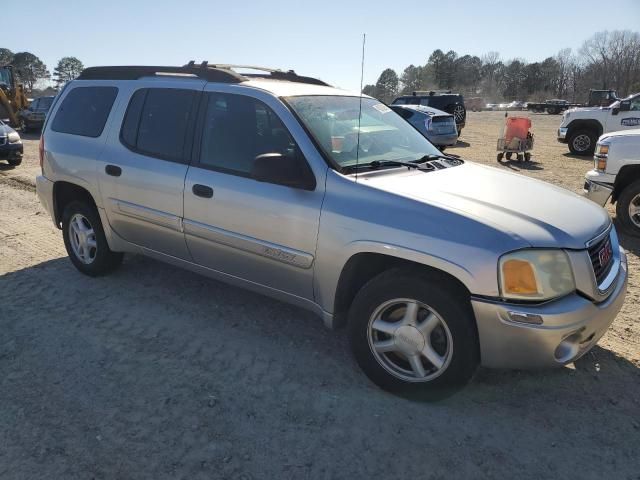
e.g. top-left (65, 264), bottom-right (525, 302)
top-left (607, 94), bottom-right (640, 132)
top-left (183, 89), bottom-right (325, 300)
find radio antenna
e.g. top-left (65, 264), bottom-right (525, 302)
top-left (355, 33), bottom-right (366, 182)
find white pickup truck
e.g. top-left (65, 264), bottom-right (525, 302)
top-left (558, 93), bottom-right (640, 155)
top-left (584, 128), bottom-right (640, 236)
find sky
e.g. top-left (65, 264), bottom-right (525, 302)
top-left (4, 0), bottom-right (640, 91)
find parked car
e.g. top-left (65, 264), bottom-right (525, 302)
top-left (485, 103), bottom-right (499, 111)
top-left (507, 101), bottom-right (526, 110)
top-left (0, 119), bottom-right (23, 165)
top-left (37, 64), bottom-right (627, 396)
top-left (19, 95), bottom-right (55, 133)
top-left (584, 129), bottom-right (640, 236)
top-left (389, 104), bottom-right (458, 149)
top-left (392, 91), bottom-right (466, 134)
top-left (558, 93), bottom-right (640, 155)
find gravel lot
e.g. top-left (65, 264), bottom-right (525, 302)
top-left (1, 112), bottom-right (639, 479)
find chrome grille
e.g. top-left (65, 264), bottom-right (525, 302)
top-left (588, 233), bottom-right (614, 285)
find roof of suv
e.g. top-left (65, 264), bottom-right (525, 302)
top-left (390, 104), bottom-right (452, 117)
top-left (77, 64), bottom-right (360, 98)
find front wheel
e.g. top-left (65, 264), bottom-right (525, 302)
top-left (62, 201), bottom-right (123, 276)
top-left (616, 180), bottom-right (640, 237)
top-left (348, 269), bottom-right (479, 397)
top-left (568, 129), bottom-right (597, 156)
top-left (7, 155), bottom-right (22, 166)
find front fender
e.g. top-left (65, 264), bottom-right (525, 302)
top-left (313, 238), bottom-right (493, 316)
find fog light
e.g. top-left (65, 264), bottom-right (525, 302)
top-left (554, 333), bottom-right (581, 363)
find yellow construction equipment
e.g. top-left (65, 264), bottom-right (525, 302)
top-left (0, 65), bottom-right (28, 128)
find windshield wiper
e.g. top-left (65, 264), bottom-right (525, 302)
top-left (418, 153), bottom-right (460, 162)
top-left (345, 159), bottom-right (434, 172)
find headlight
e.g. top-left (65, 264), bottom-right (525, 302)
top-left (7, 131), bottom-right (21, 143)
top-left (499, 249), bottom-right (575, 301)
top-left (594, 143), bottom-right (609, 171)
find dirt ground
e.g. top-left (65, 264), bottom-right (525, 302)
top-left (1, 112), bottom-right (639, 479)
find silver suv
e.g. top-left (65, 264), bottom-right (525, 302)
top-left (36, 63), bottom-right (628, 395)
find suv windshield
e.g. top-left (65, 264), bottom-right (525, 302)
top-left (286, 96), bottom-right (441, 169)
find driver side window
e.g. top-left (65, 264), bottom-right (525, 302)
top-left (630, 97), bottom-right (640, 111)
top-left (199, 93), bottom-right (298, 176)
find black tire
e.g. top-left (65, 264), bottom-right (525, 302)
top-left (506, 152), bottom-right (512, 160)
top-left (568, 129), bottom-right (597, 156)
top-left (524, 152), bottom-right (531, 162)
top-left (7, 155), bottom-right (22, 166)
top-left (497, 152), bottom-right (504, 162)
top-left (348, 268), bottom-right (479, 398)
top-left (616, 180), bottom-right (640, 237)
top-left (62, 200), bottom-right (123, 276)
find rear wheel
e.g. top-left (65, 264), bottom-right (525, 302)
top-left (616, 180), bottom-right (640, 237)
top-left (348, 269), bottom-right (479, 397)
top-left (506, 152), bottom-right (512, 160)
top-left (62, 201), bottom-right (123, 276)
top-left (568, 129), bottom-right (597, 156)
top-left (497, 152), bottom-right (504, 162)
top-left (7, 155), bottom-right (22, 166)
top-left (524, 152), bottom-right (531, 162)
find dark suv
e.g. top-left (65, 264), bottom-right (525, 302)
top-left (392, 91), bottom-right (466, 134)
top-left (20, 95), bottom-right (55, 133)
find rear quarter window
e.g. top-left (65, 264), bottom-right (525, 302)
top-left (51, 86), bottom-right (118, 137)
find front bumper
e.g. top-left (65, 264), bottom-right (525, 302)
top-left (36, 175), bottom-right (57, 227)
top-left (0, 141), bottom-right (23, 159)
top-left (557, 127), bottom-right (568, 143)
top-left (583, 170), bottom-right (614, 206)
top-left (471, 248), bottom-right (627, 368)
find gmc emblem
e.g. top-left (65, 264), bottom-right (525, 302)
top-left (598, 240), bottom-right (613, 268)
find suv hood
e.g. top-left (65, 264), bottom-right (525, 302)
top-left (566, 106), bottom-right (609, 115)
top-left (362, 162), bottom-right (610, 249)
top-left (0, 122), bottom-right (15, 136)
top-left (601, 128), bottom-right (640, 140)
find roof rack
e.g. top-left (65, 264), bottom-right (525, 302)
top-left (78, 63), bottom-right (244, 83)
top-left (412, 90), bottom-right (453, 96)
top-left (77, 61), bottom-right (330, 86)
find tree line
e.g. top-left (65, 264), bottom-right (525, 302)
top-left (0, 48), bottom-right (84, 91)
top-left (363, 30), bottom-right (640, 104)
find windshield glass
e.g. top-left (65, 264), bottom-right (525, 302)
top-left (286, 96), bottom-right (441, 169)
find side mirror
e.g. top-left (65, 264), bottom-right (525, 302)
top-left (251, 152), bottom-right (316, 191)
top-left (612, 107), bottom-right (620, 115)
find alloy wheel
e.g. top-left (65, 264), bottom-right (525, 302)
top-left (628, 193), bottom-right (640, 228)
top-left (69, 213), bottom-right (97, 264)
top-left (367, 298), bottom-right (453, 382)
top-left (453, 105), bottom-right (465, 123)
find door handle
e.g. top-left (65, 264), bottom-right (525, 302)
top-left (192, 184), bottom-right (214, 198)
top-left (105, 165), bottom-right (122, 177)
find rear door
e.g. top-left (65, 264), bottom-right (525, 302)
top-left (97, 79), bottom-right (204, 259)
top-left (183, 88), bottom-right (325, 300)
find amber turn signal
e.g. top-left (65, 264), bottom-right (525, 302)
top-left (502, 259), bottom-right (539, 295)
